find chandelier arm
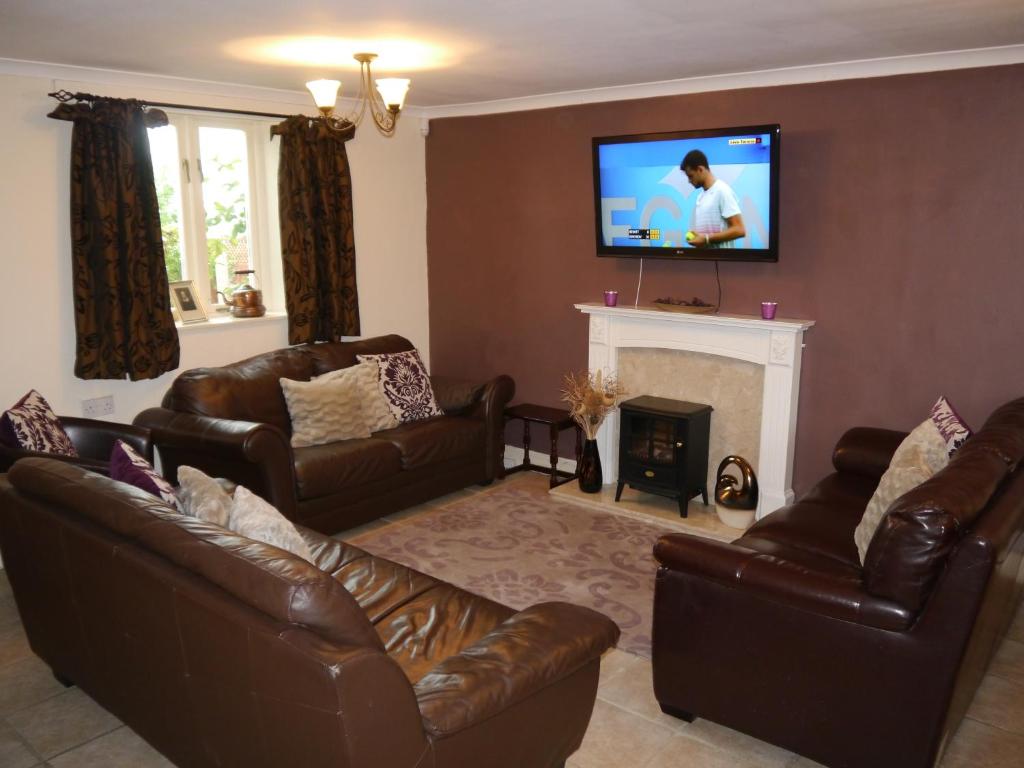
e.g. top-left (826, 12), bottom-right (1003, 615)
top-left (363, 60), bottom-right (397, 134)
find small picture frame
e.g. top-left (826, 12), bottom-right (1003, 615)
top-left (169, 280), bottom-right (207, 324)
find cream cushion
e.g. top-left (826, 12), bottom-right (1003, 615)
top-left (315, 361), bottom-right (398, 434)
top-left (228, 486), bottom-right (313, 563)
top-left (853, 418), bottom-right (950, 564)
top-left (176, 465), bottom-right (233, 527)
top-left (280, 368), bottom-right (373, 448)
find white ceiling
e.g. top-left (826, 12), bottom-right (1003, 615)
top-left (1, 0), bottom-right (1022, 107)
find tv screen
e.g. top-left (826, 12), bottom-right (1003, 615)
top-left (593, 124), bottom-right (780, 262)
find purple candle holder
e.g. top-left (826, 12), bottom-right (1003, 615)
top-left (760, 301), bottom-right (778, 320)
top-left (604, 290), bottom-right (619, 307)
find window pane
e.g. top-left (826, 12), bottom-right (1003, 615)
top-left (199, 127), bottom-right (253, 304)
top-left (147, 125), bottom-right (185, 282)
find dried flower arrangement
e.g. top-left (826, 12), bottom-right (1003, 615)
top-left (561, 370), bottom-right (627, 440)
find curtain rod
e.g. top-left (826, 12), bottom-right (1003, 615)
top-left (143, 100), bottom-right (292, 119)
top-left (48, 90), bottom-right (293, 120)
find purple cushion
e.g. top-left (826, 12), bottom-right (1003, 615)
top-left (931, 396), bottom-right (972, 456)
top-left (109, 440), bottom-right (177, 506)
top-left (357, 349), bottom-right (443, 424)
top-left (0, 390), bottom-right (77, 456)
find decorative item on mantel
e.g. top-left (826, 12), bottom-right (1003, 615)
top-left (652, 296), bottom-right (717, 314)
top-left (714, 455), bottom-right (759, 529)
top-left (561, 370), bottom-right (627, 493)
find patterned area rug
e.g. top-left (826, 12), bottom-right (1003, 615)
top-left (349, 479), bottom-right (681, 658)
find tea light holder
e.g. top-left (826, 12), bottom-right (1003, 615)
top-left (604, 290), bottom-right (619, 307)
top-left (761, 302), bottom-right (778, 320)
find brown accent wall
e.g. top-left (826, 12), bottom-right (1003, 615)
top-left (426, 64), bottom-right (1024, 495)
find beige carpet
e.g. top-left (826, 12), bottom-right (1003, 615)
top-left (350, 479), bottom-right (682, 658)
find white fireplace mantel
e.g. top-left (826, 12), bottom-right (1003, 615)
top-left (575, 303), bottom-right (815, 518)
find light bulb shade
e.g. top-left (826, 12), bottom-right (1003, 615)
top-left (306, 79), bottom-right (341, 110)
top-left (375, 78), bottom-right (410, 110)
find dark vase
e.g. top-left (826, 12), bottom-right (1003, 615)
top-left (578, 439), bottom-right (603, 493)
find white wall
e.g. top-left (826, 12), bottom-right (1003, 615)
top-left (0, 68), bottom-right (428, 423)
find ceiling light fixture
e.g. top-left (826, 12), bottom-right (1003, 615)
top-left (307, 52), bottom-right (410, 136)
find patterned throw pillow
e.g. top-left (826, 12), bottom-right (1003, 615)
top-left (930, 395), bottom-right (972, 456)
top-left (109, 440), bottom-right (177, 506)
top-left (176, 465), bottom-right (233, 527)
top-left (357, 350), bottom-right (443, 424)
top-left (315, 361), bottom-right (398, 433)
top-left (0, 390), bottom-right (78, 456)
top-left (853, 396), bottom-right (971, 564)
top-left (228, 486), bottom-right (313, 563)
top-left (280, 370), bottom-right (373, 448)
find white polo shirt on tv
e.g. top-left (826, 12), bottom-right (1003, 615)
top-left (694, 180), bottom-right (741, 248)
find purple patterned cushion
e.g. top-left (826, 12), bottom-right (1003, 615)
top-left (930, 395), bottom-right (972, 456)
top-left (0, 390), bottom-right (78, 456)
top-left (109, 440), bottom-right (177, 505)
top-left (357, 350), bottom-right (443, 424)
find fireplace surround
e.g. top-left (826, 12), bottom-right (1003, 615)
top-left (575, 304), bottom-right (814, 519)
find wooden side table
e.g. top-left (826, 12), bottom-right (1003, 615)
top-left (503, 404), bottom-right (582, 488)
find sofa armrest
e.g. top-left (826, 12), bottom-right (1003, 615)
top-left (0, 417), bottom-right (151, 474)
top-left (413, 602), bottom-right (619, 737)
top-left (461, 374), bottom-right (515, 481)
top-left (831, 427), bottom-right (907, 480)
top-left (654, 533), bottom-right (914, 631)
top-left (62, 417), bottom-right (153, 463)
top-left (133, 407), bottom-right (298, 519)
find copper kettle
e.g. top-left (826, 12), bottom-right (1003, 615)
top-left (218, 270), bottom-right (266, 318)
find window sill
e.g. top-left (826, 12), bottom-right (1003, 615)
top-left (175, 311), bottom-right (288, 334)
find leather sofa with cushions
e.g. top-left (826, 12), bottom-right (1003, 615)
top-left (651, 397), bottom-right (1024, 768)
top-left (134, 335), bottom-right (514, 533)
top-left (0, 458), bottom-right (620, 768)
top-left (0, 416), bottom-right (152, 476)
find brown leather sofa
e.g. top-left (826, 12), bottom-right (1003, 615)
top-left (134, 335), bottom-right (514, 534)
top-left (0, 416), bottom-right (152, 475)
top-left (0, 458), bottom-right (620, 768)
top-left (652, 397), bottom-right (1024, 768)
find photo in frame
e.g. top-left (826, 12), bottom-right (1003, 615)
top-left (168, 280), bottom-right (207, 324)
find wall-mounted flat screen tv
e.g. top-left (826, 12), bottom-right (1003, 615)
top-left (593, 124), bottom-right (780, 262)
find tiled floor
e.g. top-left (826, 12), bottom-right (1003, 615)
top-left (1, 471), bottom-right (1022, 767)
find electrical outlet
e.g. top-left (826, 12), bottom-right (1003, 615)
top-left (82, 395), bottom-right (114, 418)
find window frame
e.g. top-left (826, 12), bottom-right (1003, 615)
top-left (151, 111), bottom-right (279, 312)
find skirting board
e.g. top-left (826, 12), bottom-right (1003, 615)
top-left (503, 444), bottom-right (578, 474)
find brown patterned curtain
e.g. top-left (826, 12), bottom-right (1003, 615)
top-left (48, 94), bottom-right (179, 380)
top-left (271, 116), bottom-right (360, 343)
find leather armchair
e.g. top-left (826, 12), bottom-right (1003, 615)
top-left (651, 398), bottom-right (1024, 768)
top-left (0, 416), bottom-right (152, 475)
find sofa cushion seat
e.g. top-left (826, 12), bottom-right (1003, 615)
top-left (738, 472), bottom-right (877, 573)
top-left (293, 438), bottom-right (403, 500)
top-left (376, 416), bottom-right (485, 470)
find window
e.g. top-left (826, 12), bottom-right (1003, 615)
top-left (148, 114), bottom-right (280, 309)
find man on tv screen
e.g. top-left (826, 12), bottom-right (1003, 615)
top-left (681, 150), bottom-right (746, 248)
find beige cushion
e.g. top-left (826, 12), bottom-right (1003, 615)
top-left (854, 418), bottom-right (950, 564)
top-left (280, 369), bottom-right (373, 448)
top-left (176, 465), bottom-right (233, 527)
top-left (228, 486), bottom-right (313, 563)
top-left (316, 361), bottom-right (398, 433)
